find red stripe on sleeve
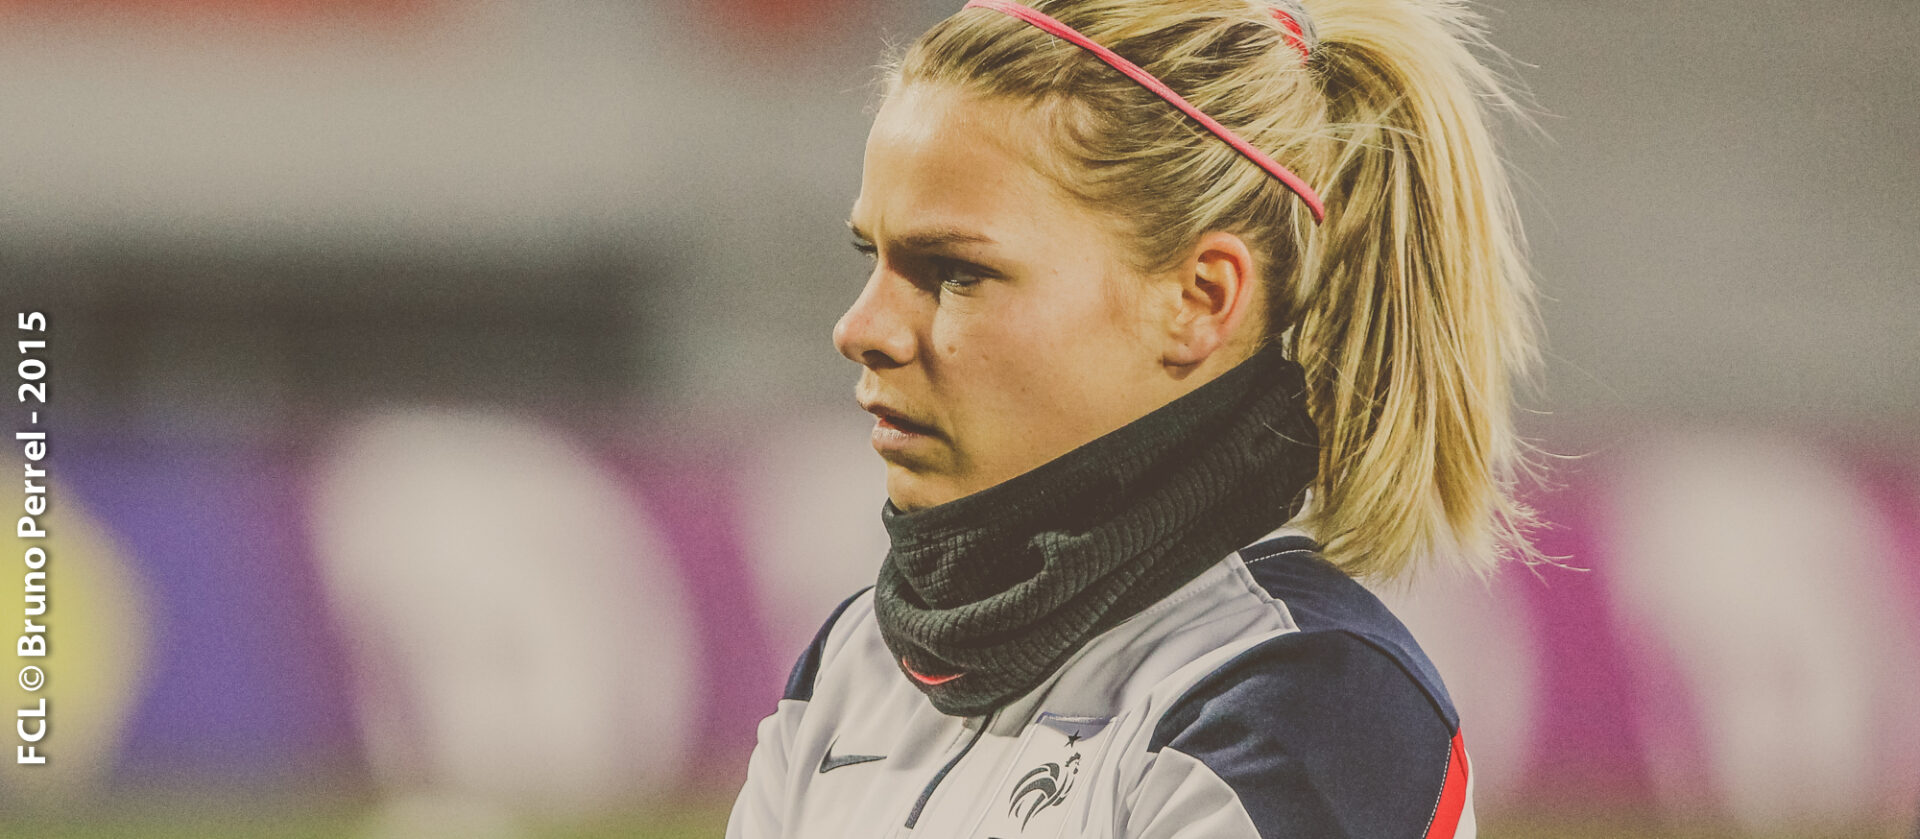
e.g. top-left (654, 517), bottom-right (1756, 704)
top-left (1424, 730), bottom-right (1470, 839)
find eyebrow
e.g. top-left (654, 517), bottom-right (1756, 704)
top-left (846, 220), bottom-right (997, 251)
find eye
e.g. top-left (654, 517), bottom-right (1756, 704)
top-left (847, 238), bottom-right (993, 295)
top-left (932, 258), bottom-right (988, 293)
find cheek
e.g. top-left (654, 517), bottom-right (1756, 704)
top-left (924, 304), bottom-right (1035, 439)
top-left (932, 292), bottom-right (1117, 417)
top-left (926, 307), bottom-right (1013, 394)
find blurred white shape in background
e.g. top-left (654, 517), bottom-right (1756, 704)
top-left (1606, 431), bottom-right (1920, 829)
top-left (737, 411), bottom-right (891, 674)
top-left (1372, 570), bottom-right (1539, 810)
top-left (311, 408), bottom-right (696, 837)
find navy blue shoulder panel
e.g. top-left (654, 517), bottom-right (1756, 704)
top-left (1235, 536), bottom-right (1458, 725)
top-left (1143, 538), bottom-right (1459, 839)
top-left (782, 585), bottom-right (874, 703)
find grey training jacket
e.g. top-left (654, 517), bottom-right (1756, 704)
top-left (726, 528), bottom-right (1475, 839)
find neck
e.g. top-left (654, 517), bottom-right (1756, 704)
top-left (872, 341), bottom-right (1319, 717)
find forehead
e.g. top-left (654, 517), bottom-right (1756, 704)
top-left (850, 85), bottom-right (1070, 239)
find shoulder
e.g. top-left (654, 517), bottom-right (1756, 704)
top-left (782, 585), bottom-right (876, 703)
top-left (1138, 536), bottom-right (1469, 839)
top-left (1227, 535), bottom-right (1458, 722)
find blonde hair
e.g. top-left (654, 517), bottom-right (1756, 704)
top-left (888, 0), bottom-right (1542, 581)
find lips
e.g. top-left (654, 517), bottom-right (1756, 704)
top-left (861, 399), bottom-right (938, 437)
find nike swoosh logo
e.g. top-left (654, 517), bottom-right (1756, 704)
top-left (901, 655), bottom-right (965, 687)
top-left (818, 737), bottom-right (886, 774)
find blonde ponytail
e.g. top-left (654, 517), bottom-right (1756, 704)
top-left (891, 0), bottom-right (1542, 580)
top-left (1287, 0), bottom-right (1541, 579)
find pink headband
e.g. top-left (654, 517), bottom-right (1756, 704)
top-left (962, 0), bottom-right (1326, 223)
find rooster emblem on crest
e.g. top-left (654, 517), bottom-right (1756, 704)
top-left (1008, 752), bottom-right (1081, 830)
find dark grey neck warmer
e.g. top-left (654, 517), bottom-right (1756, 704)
top-left (873, 342), bottom-right (1320, 718)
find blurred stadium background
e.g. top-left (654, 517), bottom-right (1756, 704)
top-left (1, 0), bottom-right (1917, 836)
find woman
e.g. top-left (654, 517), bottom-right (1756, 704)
top-left (729, 0), bottom-right (1538, 835)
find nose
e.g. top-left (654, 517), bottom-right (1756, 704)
top-left (833, 267), bottom-right (917, 368)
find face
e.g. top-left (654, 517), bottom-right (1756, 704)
top-left (836, 85), bottom-right (1190, 511)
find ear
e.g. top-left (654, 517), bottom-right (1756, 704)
top-left (1161, 230), bottom-right (1260, 369)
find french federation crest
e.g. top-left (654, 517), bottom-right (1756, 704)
top-left (970, 712), bottom-right (1112, 837)
top-left (1009, 752), bottom-right (1081, 829)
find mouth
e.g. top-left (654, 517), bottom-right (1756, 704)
top-left (860, 400), bottom-right (939, 438)
top-left (859, 397), bottom-right (943, 459)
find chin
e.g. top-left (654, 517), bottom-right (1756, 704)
top-left (885, 477), bottom-right (932, 513)
top-left (884, 467), bottom-right (959, 513)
